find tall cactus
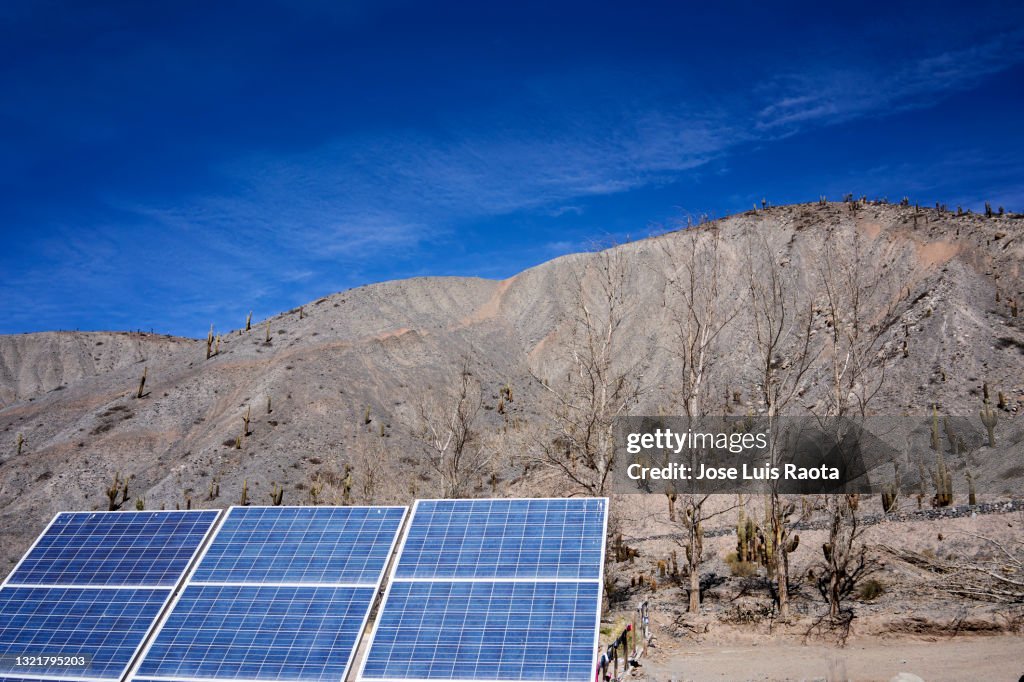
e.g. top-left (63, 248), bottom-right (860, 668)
top-left (755, 497), bottom-right (798, 579)
top-left (342, 464), bottom-right (353, 504)
top-left (736, 507), bottom-right (758, 563)
top-left (310, 474), bottom-right (325, 505)
top-left (980, 384), bottom-right (998, 447)
top-left (881, 483), bottom-right (898, 513)
top-left (737, 507), bottom-right (748, 561)
top-left (943, 417), bottom-right (957, 454)
top-left (106, 472), bottom-right (130, 511)
top-left (930, 450), bottom-right (953, 507)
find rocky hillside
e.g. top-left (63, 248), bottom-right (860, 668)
top-left (0, 332), bottom-right (191, 408)
top-left (1, 201), bottom-right (1021, 575)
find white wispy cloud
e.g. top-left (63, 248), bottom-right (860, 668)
top-left (547, 205), bottom-right (584, 217)
top-left (115, 102), bottom-right (739, 273)
top-left (756, 30), bottom-right (1024, 131)
top-left (139, 32), bottom-right (1024, 256)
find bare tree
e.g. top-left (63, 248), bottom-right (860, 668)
top-left (745, 232), bottom-right (819, 619)
top-left (537, 248), bottom-right (647, 496)
top-left (656, 227), bottom-right (740, 522)
top-left (815, 494), bottom-right (876, 620)
top-left (816, 230), bottom-right (903, 420)
top-left (415, 360), bottom-right (486, 498)
top-left (652, 227), bottom-right (742, 613)
top-left (746, 233), bottom-right (818, 423)
top-left (660, 228), bottom-right (741, 422)
top-left (349, 428), bottom-right (404, 504)
top-left (814, 229), bottom-right (904, 622)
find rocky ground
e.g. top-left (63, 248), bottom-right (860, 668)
top-left (599, 495), bottom-right (1023, 680)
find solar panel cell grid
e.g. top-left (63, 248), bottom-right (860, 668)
top-left (0, 586), bottom-right (169, 679)
top-left (395, 499), bottom-right (605, 580)
top-left (191, 506), bottom-right (406, 585)
top-left (362, 582), bottom-right (600, 682)
top-left (134, 584), bottom-right (376, 682)
top-left (7, 511), bottom-right (219, 588)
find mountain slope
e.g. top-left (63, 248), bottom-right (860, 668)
top-left (0, 201), bottom-right (1021, 575)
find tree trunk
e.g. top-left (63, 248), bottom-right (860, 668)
top-left (829, 574), bottom-right (841, 619)
top-left (773, 499), bottom-right (790, 619)
top-left (688, 565), bottom-right (700, 613)
top-left (666, 493), bottom-right (677, 522)
top-left (777, 555), bottom-right (790, 618)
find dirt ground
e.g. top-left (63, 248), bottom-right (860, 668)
top-left (601, 497), bottom-right (1024, 681)
top-left (637, 634), bottom-right (1024, 681)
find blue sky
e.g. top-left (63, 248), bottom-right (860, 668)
top-left (3, 1), bottom-right (1023, 337)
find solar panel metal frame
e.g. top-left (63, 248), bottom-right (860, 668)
top-left (0, 509), bottom-right (222, 682)
top-left (129, 505), bottom-right (409, 682)
top-left (355, 498), bottom-right (608, 682)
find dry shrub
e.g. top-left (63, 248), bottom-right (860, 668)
top-left (720, 602), bottom-right (773, 624)
top-left (857, 578), bottom-right (885, 601)
top-left (725, 551), bottom-right (759, 578)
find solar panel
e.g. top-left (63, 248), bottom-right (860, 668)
top-left (0, 586), bottom-right (168, 680)
top-left (358, 498), bottom-right (608, 682)
top-left (395, 498), bottom-right (606, 580)
top-left (8, 511), bottom-right (220, 587)
top-left (131, 505), bottom-right (407, 682)
top-left (0, 510), bottom-right (220, 682)
top-left (191, 506), bottom-right (405, 585)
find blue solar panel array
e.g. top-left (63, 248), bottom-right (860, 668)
top-left (0, 510), bottom-right (220, 682)
top-left (132, 506), bottom-right (406, 682)
top-left (3, 500), bottom-right (605, 682)
top-left (359, 498), bottom-right (607, 682)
